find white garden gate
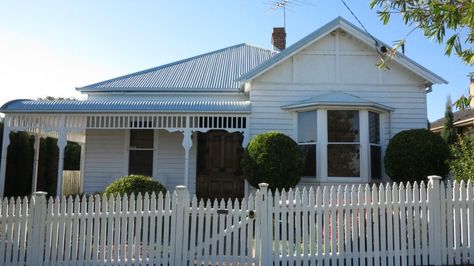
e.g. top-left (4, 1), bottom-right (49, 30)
top-left (1, 175), bottom-right (474, 265)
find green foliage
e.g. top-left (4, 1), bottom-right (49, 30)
top-left (442, 96), bottom-right (456, 144)
top-left (370, 0), bottom-right (474, 65)
top-left (384, 129), bottom-right (450, 182)
top-left (105, 175), bottom-right (167, 197)
top-left (0, 121), bottom-right (81, 197)
top-left (5, 132), bottom-right (35, 197)
top-left (241, 131), bottom-right (304, 191)
top-left (64, 142), bottom-right (81, 170)
top-left (449, 134), bottom-right (474, 182)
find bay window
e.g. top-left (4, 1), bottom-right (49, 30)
top-left (296, 109), bottom-right (383, 181)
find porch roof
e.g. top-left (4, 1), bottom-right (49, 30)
top-left (0, 99), bottom-right (251, 113)
top-left (281, 91), bottom-right (395, 112)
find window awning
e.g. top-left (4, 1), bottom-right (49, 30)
top-left (1, 99), bottom-right (251, 114)
top-left (281, 91), bottom-right (394, 112)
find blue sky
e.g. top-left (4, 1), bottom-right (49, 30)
top-left (0, 1), bottom-right (471, 121)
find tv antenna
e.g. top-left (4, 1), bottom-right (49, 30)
top-left (265, 0), bottom-right (315, 28)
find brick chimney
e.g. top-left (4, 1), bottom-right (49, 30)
top-left (470, 75), bottom-right (474, 108)
top-left (272, 27), bottom-right (286, 51)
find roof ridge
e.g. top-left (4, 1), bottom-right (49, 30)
top-left (78, 43), bottom-right (272, 91)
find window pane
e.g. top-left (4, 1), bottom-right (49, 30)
top-left (328, 110), bottom-right (359, 142)
top-left (129, 150), bottom-right (153, 176)
top-left (299, 144), bottom-right (316, 177)
top-left (298, 111), bottom-right (317, 143)
top-left (369, 112), bottom-right (380, 144)
top-left (328, 144), bottom-right (360, 177)
top-left (370, 145), bottom-right (382, 180)
top-left (130, 130), bottom-right (154, 148)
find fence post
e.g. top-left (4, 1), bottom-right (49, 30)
top-left (428, 175), bottom-right (443, 266)
top-left (173, 185), bottom-right (187, 265)
top-left (257, 183), bottom-right (271, 266)
top-left (26, 191), bottom-right (47, 265)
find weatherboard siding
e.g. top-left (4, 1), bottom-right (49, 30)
top-left (83, 129), bottom-right (197, 194)
top-left (83, 129), bottom-right (126, 193)
top-left (156, 130), bottom-right (197, 195)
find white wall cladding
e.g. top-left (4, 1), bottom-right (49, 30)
top-left (156, 130), bottom-right (197, 194)
top-left (83, 129), bottom-right (126, 193)
top-left (249, 29), bottom-right (428, 180)
top-left (83, 129), bottom-right (197, 194)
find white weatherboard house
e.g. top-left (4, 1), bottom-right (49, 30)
top-left (0, 17), bottom-right (446, 199)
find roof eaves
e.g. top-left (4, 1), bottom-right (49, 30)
top-left (0, 109), bottom-right (252, 114)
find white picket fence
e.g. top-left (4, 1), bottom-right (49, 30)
top-left (0, 175), bottom-right (473, 265)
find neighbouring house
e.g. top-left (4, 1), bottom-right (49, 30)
top-left (0, 17), bottom-right (446, 199)
top-left (430, 77), bottom-right (474, 135)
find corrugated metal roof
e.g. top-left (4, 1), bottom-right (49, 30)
top-left (1, 99), bottom-right (251, 113)
top-left (238, 17), bottom-right (447, 85)
top-left (78, 43), bottom-right (275, 93)
top-left (281, 91), bottom-right (394, 112)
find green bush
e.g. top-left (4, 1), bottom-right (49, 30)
top-left (384, 129), bottom-right (450, 182)
top-left (450, 134), bottom-right (474, 182)
top-left (105, 175), bottom-right (167, 197)
top-left (241, 131), bottom-right (304, 191)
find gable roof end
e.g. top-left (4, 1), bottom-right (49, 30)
top-left (238, 17), bottom-right (447, 85)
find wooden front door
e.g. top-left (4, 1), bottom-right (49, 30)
top-left (196, 130), bottom-right (244, 200)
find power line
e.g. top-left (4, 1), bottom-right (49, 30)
top-left (339, 0), bottom-right (379, 47)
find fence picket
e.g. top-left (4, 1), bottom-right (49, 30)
top-left (378, 184), bottom-right (387, 266)
top-left (365, 184), bottom-right (373, 266)
top-left (238, 197), bottom-right (246, 266)
top-left (420, 182), bottom-right (429, 265)
top-left (99, 194), bottom-right (107, 263)
top-left (461, 182), bottom-right (469, 263)
top-left (70, 195), bottom-right (80, 262)
top-left (468, 181), bottom-right (474, 265)
top-left (295, 188), bottom-right (302, 266)
top-left (18, 197), bottom-right (28, 265)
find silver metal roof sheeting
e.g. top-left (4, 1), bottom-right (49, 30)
top-left (78, 44), bottom-right (275, 93)
top-left (1, 99), bottom-right (251, 113)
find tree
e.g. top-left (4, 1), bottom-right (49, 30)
top-left (370, 0), bottom-right (474, 108)
top-left (450, 133), bottom-right (474, 182)
top-left (442, 96), bottom-right (456, 144)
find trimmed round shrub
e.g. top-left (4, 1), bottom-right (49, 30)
top-left (384, 129), bottom-right (450, 182)
top-left (241, 131), bottom-right (304, 191)
top-left (105, 175), bottom-right (167, 197)
top-left (450, 133), bottom-right (474, 182)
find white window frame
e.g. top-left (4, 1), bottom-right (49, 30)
top-left (368, 111), bottom-right (383, 180)
top-left (127, 129), bottom-right (157, 178)
top-left (296, 110), bottom-right (318, 179)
